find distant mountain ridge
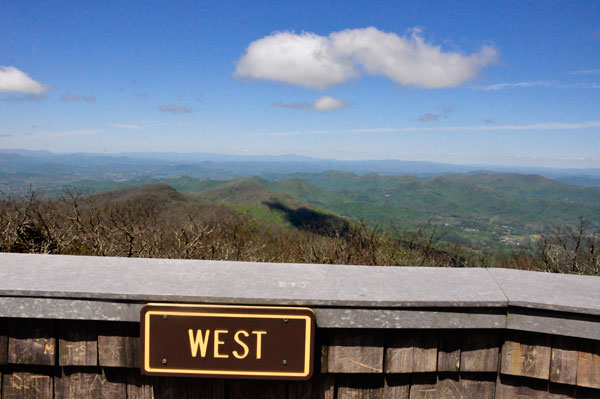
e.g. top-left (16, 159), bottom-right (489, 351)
top-left (152, 172), bottom-right (599, 251)
top-left (1, 149), bottom-right (600, 190)
top-left (2, 148), bottom-right (600, 251)
top-left (2, 155), bottom-right (599, 252)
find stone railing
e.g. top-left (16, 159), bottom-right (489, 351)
top-left (0, 253), bottom-right (599, 398)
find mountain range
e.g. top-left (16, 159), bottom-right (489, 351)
top-left (1, 149), bottom-right (600, 190)
top-left (1, 149), bottom-right (599, 252)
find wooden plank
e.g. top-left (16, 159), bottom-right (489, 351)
top-left (320, 345), bottom-right (329, 373)
top-left (226, 379), bottom-right (284, 399)
top-left (8, 319), bottom-right (56, 366)
top-left (54, 367), bottom-right (126, 399)
top-left (98, 322), bottom-right (139, 368)
top-left (382, 375), bottom-right (410, 399)
top-left (58, 320), bottom-right (98, 366)
top-left (577, 340), bottom-right (600, 389)
top-left (460, 331), bottom-right (499, 372)
top-left (500, 332), bottom-right (551, 380)
top-left (333, 375), bottom-right (408, 399)
top-left (2, 371), bottom-right (53, 399)
top-left (126, 372), bottom-right (155, 399)
top-left (495, 374), bottom-right (549, 399)
top-left (550, 336), bottom-right (579, 386)
top-left (413, 332), bottom-right (437, 373)
top-left (410, 374), bottom-right (494, 399)
top-left (385, 331), bottom-right (436, 373)
top-left (153, 377), bottom-right (223, 399)
top-left (0, 333), bottom-right (7, 365)
top-left (0, 321), bottom-right (8, 365)
top-left (437, 331), bottom-right (460, 372)
top-left (102, 369), bottom-right (133, 399)
top-left (408, 373), bottom-right (437, 399)
top-left (460, 376), bottom-right (496, 399)
top-left (98, 335), bottom-right (138, 367)
top-left (328, 330), bottom-right (384, 373)
top-left (336, 375), bottom-right (384, 399)
top-left (500, 340), bottom-right (521, 375)
top-left (288, 374), bottom-right (334, 399)
top-left (384, 332), bottom-right (416, 373)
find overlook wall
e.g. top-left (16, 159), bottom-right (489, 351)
top-left (0, 253), bottom-right (599, 398)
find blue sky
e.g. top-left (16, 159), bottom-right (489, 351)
top-left (1, 1), bottom-right (599, 167)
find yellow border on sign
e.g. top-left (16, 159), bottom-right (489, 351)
top-left (147, 302), bottom-right (315, 311)
top-left (143, 308), bottom-right (313, 377)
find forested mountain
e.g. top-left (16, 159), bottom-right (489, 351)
top-left (154, 172), bottom-right (600, 251)
top-left (2, 149), bottom-right (600, 193)
top-left (2, 149), bottom-right (599, 255)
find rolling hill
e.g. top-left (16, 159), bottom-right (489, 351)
top-left (3, 152), bottom-right (599, 252)
top-left (143, 172), bottom-right (600, 251)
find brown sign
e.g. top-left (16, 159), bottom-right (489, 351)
top-left (140, 303), bottom-right (315, 380)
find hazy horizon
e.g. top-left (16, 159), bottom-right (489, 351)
top-left (3, 147), bottom-right (600, 174)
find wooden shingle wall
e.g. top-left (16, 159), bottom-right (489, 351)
top-left (1, 318), bottom-right (599, 398)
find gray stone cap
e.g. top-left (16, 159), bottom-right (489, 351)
top-left (489, 268), bottom-right (600, 316)
top-left (0, 253), bottom-right (505, 308)
top-left (0, 253), bottom-right (598, 317)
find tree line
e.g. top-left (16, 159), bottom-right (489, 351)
top-left (0, 189), bottom-right (597, 275)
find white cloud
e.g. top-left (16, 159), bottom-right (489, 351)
top-left (0, 66), bottom-right (50, 94)
top-left (358, 121), bottom-right (600, 133)
top-left (330, 28), bottom-right (498, 89)
top-left (235, 27), bottom-right (498, 89)
top-left (273, 101), bottom-right (312, 110)
top-left (274, 96), bottom-right (347, 112)
top-left (478, 81), bottom-right (600, 90)
top-left (266, 131), bottom-right (303, 137)
top-left (441, 106), bottom-right (454, 114)
top-left (235, 31), bottom-right (356, 89)
top-left (567, 83), bottom-right (600, 88)
top-left (478, 81), bottom-right (551, 90)
top-left (159, 104), bottom-right (192, 114)
top-left (62, 94), bottom-right (96, 103)
top-left (418, 113), bottom-right (441, 122)
top-left (313, 96), bottom-right (346, 112)
top-left (451, 121), bottom-right (600, 131)
top-left (346, 128), bottom-right (398, 133)
top-left (571, 68), bottom-right (600, 75)
top-left (257, 121), bottom-right (600, 136)
top-left (109, 123), bottom-right (141, 129)
top-left (3, 94), bottom-right (46, 102)
top-left (416, 105), bottom-right (453, 122)
top-left (251, 129), bottom-right (335, 137)
top-left (37, 129), bottom-right (103, 138)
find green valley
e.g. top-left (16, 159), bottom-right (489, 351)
top-left (39, 171), bottom-right (599, 254)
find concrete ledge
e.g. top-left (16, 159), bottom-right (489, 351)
top-left (0, 253), bottom-right (506, 307)
top-left (0, 297), bottom-right (142, 321)
top-left (314, 308), bottom-right (506, 329)
top-left (0, 297), bottom-right (506, 329)
top-left (506, 307), bottom-right (600, 341)
top-left (1, 253), bottom-right (599, 338)
top-left (489, 268), bottom-right (600, 316)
